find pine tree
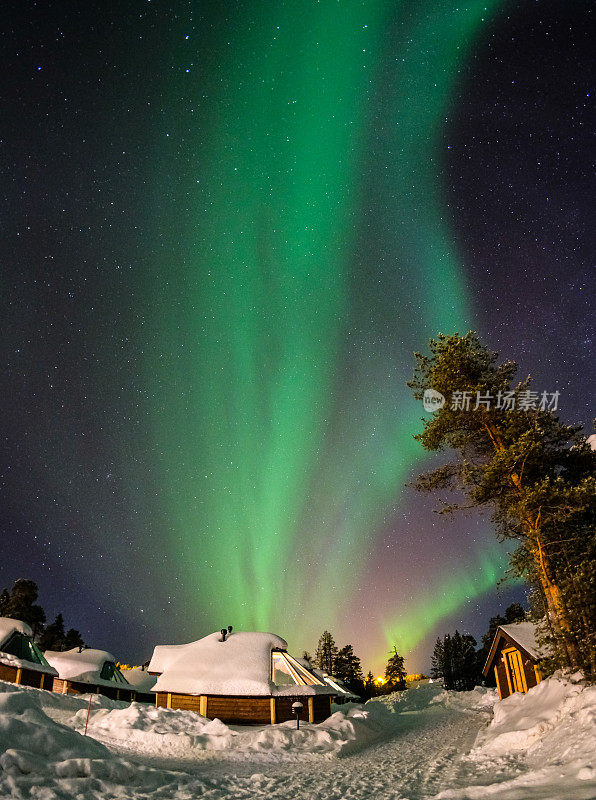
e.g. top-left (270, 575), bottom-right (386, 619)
top-left (334, 644), bottom-right (365, 695)
top-left (38, 613), bottom-right (66, 651)
top-left (451, 631), bottom-right (478, 690)
top-left (432, 631), bottom-right (479, 690)
top-left (63, 627), bottom-right (85, 651)
top-left (408, 332), bottom-right (596, 675)
top-left (301, 651), bottom-right (313, 665)
top-left (364, 671), bottom-right (375, 690)
top-left (3, 579), bottom-right (46, 638)
top-left (384, 647), bottom-right (406, 690)
top-left (37, 613), bottom-right (85, 652)
top-left (0, 589), bottom-right (10, 616)
top-left (314, 631), bottom-right (338, 674)
top-left (430, 637), bottom-right (444, 680)
top-left (362, 671), bottom-right (377, 700)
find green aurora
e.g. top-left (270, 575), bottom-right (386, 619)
top-left (145, 0), bottom-right (506, 661)
top-left (381, 543), bottom-right (523, 661)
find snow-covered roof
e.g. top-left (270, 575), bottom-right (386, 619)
top-left (44, 647), bottom-right (130, 688)
top-left (499, 622), bottom-right (541, 659)
top-left (151, 631), bottom-right (336, 697)
top-left (147, 643), bottom-right (188, 675)
top-left (0, 616), bottom-right (58, 675)
top-left (0, 617), bottom-right (33, 647)
top-left (123, 667), bottom-right (157, 693)
top-left (588, 434), bottom-right (596, 451)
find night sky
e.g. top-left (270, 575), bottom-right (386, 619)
top-left (1, 1), bottom-right (593, 674)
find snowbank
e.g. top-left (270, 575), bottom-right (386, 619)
top-left (436, 674), bottom-right (596, 799)
top-left (473, 674), bottom-right (581, 753)
top-left (80, 683), bottom-right (492, 761)
top-left (0, 673), bottom-right (592, 799)
top-left (367, 681), bottom-right (497, 715)
top-left (75, 694), bottom-right (397, 758)
top-left (0, 680), bottom-right (182, 797)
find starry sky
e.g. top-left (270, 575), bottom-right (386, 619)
top-left (1, 0), bottom-right (593, 674)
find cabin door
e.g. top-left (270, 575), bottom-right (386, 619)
top-left (504, 649), bottom-right (526, 693)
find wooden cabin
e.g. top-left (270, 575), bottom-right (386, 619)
top-left (44, 647), bottom-right (138, 702)
top-left (149, 630), bottom-right (337, 724)
top-left (483, 621), bottom-right (543, 700)
top-left (0, 617), bottom-right (58, 689)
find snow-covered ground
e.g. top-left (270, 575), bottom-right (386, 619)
top-left (0, 674), bottom-right (594, 799)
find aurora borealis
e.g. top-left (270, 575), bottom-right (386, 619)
top-left (1, 1), bottom-right (593, 673)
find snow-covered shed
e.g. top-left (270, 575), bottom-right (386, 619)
top-left (0, 617), bottom-right (58, 689)
top-left (483, 621), bottom-right (543, 700)
top-left (148, 630), bottom-right (338, 724)
top-left (44, 647), bottom-right (137, 702)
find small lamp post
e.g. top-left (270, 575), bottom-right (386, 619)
top-left (291, 701), bottom-right (304, 729)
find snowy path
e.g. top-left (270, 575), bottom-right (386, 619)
top-left (93, 703), bottom-right (504, 799)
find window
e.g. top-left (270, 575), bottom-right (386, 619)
top-left (99, 662), bottom-right (129, 684)
top-left (1, 633), bottom-right (50, 666)
top-left (272, 652), bottom-right (296, 685)
top-left (271, 651), bottom-right (325, 687)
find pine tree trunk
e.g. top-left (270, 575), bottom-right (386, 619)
top-left (481, 423), bottom-right (583, 672)
top-left (532, 541), bottom-right (582, 670)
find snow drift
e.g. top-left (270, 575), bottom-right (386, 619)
top-left (437, 673), bottom-right (596, 799)
top-left (0, 673), bottom-right (593, 800)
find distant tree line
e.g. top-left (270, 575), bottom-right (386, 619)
top-left (0, 578), bottom-right (84, 651)
top-left (309, 631), bottom-right (410, 699)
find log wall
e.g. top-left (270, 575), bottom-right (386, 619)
top-left (0, 662), bottom-right (51, 689)
top-left (154, 692), bottom-right (335, 724)
top-left (51, 678), bottom-right (136, 702)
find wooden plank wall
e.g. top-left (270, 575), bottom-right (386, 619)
top-left (274, 696), bottom-right (333, 723)
top-left (312, 695), bottom-right (332, 723)
top-left (207, 696), bottom-right (271, 724)
top-left (154, 693), bottom-right (335, 724)
top-left (274, 697), bottom-right (296, 723)
top-left (522, 658), bottom-right (539, 692)
top-left (495, 661), bottom-right (510, 699)
top-left (0, 663), bottom-right (48, 689)
top-left (171, 693), bottom-right (201, 711)
top-left (0, 663), bottom-right (19, 683)
top-left (19, 668), bottom-right (46, 688)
